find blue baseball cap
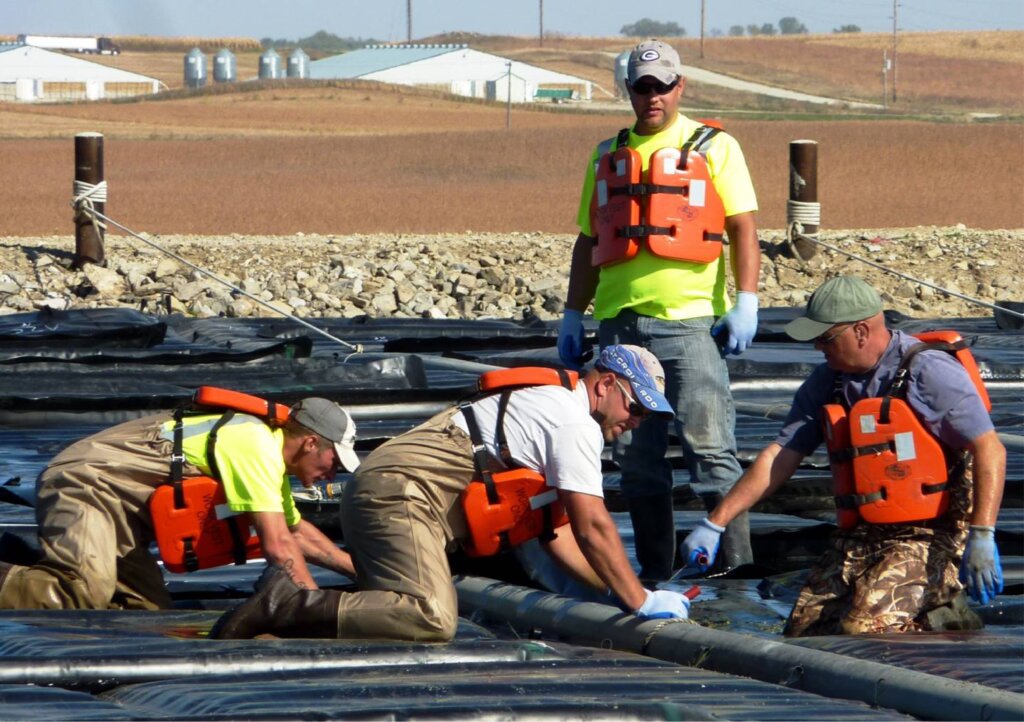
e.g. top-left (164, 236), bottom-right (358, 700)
top-left (597, 344), bottom-right (674, 420)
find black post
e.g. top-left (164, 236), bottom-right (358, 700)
top-left (789, 139), bottom-right (818, 260)
top-left (73, 131), bottom-right (105, 267)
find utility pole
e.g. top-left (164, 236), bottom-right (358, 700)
top-left (539, 0), bottom-right (544, 47)
top-left (407, 0), bottom-right (412, 43)
top-left (882, 50), bottom-right (889, 109)
top-left (891, 0), bottom-right (898, 102)
top-left (506, 61), bottom-right (513, 130)
top-left (700, 0), bottom-right (706, 59)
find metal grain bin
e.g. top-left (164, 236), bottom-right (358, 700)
top-left (213, 48), bottom-right (236, 83)
top-left (258, 48), bottom-right (281, 79)
top-left (614, 50), bottom-right (630, 97)
top-left (184, 47), bottom-right (207, 89)
top-left (286, 47), bottom-right (310, 79)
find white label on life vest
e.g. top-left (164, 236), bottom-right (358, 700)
top-left (615, 158), bottom-right (627, 177)
top-left (662, 155), bottom-right (677, 176)
top-left (530, 488), bottom-right (558, 510)
top-left (690, 179), bottom-right (707, 207)
top-left (597, 179), bottom-right (608, 207)
top-left (859, 415), bottom-right (876, 434)
top-left (894, 431), bottom-right (917, 461)
top-left (215, 503), bottom-right (241, 520)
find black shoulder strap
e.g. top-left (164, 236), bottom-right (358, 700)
top-left (459, 402), bottom-right (500, 505)
top-left (614, 127), bottom-right (631, 150)
top-left (204, 410), bottom-right (237, 482)
top-left (879, 341), bottom-right (948, 423)
top-left (678, 125), bottom-right (721, 170)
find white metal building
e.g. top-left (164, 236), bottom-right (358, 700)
top-left (0, 44), bottom-right (160, 102)
top-left (310, 44), bottom-right (592, 103)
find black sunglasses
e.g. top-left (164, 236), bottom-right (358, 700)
top-left (629, 77), bottom-right (680, 96)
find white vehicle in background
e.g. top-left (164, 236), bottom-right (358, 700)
top-left (17, 34), bottom-right (121, 55)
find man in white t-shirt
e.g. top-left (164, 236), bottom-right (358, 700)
top-left (211, 345), bottom-right (694, 641)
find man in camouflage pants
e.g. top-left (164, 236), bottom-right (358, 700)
top-left (680, 276), bottom-right (1006, 635)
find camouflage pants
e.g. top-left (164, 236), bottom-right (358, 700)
top-left (784, 458), bottom-right (972, 637)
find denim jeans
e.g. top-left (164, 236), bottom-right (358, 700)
top-left (599, 309), bottom-right (741, 501)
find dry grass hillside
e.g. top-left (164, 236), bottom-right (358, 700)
top-left (16, 29), bottom-right (1017, 114)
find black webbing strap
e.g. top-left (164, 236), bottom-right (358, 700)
top-left (182, 539), bottom-right (199, 573)
top-left (170, 407), bottom-right (186, 509)
top-left (459, 402), bottom-right (500, 506)
top-left (204, 410), bottom-right (235, 483)
top-left (494, 392), bottom-right (514, 467)
top-left (538, 504), bottom-right (558, 544)
top-left (604, 128), bottom-right (632, 170)
top-left (678, 125), bottom-right (721, 170)
top-left (879, 340), bottom-right (958, 423)
top-left (618, 224), bottom-right (673, 238)
top-left (829, 442), bottom-right (891, 463)
top-left (607, 182), bottom-right (686, 198)
top-left (834, 489), bottom-right (884, 508)
top-left (203, 410), bottom-right (249, 567)
top-left (834, 480), bottom-right (948, 511)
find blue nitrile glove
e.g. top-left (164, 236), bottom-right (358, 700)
top-left (959, 525), bottom-right (1004, 605)
top-left (711, 291), bottom-right (759, 355)
top-left (557, 309), bottom-right (586, 370)
top-left (636, 589), bottom-right (690, 620)
top-left (680, 517), bottom-right (725, 572)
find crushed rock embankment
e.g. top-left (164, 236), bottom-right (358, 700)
top-left (0, 225), bottom-right (1020, 322)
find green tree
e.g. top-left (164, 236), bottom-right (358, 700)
top-left (746, 24), bottom-right (762, 36)
top-left (620, 18), bottom-right (686, 37)
top-left (728, 25), bottom-right (745, 37)
top-left (778, 17), bottom-right (808, 35)
top-left (760, 23), bottom-right (778, 36)
top-left (833, 24), bottom-right (862, 33)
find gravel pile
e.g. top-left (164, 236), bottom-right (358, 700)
top-left (0, 225), bottom-right (1020, 322)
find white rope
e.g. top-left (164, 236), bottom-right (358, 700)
top-left (794, 233), bottom-right (1024, 321)
top-left (71, 179), bottom-right (108, 239)
top-left (786, 199), bottom-right (820, 229)
top-left (67, 204), bottom-right (365, 356)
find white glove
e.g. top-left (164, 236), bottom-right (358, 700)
top-left (636, 589), bottom-right (690, 620)
top-left (711, 291), bottom-right (759, 355)
top-left (679, 517), bottom-right (726, 571)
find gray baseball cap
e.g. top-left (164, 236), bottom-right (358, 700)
top-left (627, 39), bottom-right (683, 84)
top-left (784, 275), bottom-right (883, 341)
top-left (290, 397), bottom-right (360, 471)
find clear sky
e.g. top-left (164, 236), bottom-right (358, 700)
top-left (6, 0), bottom-right (1021, 41)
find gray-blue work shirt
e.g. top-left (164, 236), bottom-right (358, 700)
top-left (776, 329), bottom-right (993, 457)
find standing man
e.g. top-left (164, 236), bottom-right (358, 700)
top-left (0, 396), bottom-right (359, 610)
top-left (211, 345), bottom-right (693, 641)
top-left (682, 276), bottom-right (1006, 635)
top-left (559, 39), bottom-right (760, 580)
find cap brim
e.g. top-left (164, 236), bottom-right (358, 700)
top-left (629, 381), bottom-right (675, 420)
top-left (628, 68), bottom-right (678, 85)
top-left (784, 316), bottom-right (834, 342)
top-left (334, 442), bottom-right (360, 472)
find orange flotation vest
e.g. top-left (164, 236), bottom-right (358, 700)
top-left (591, 125), bottom-right (726, 267)
top-left (150, 386), bottom-right (290, 573)
top-left (460, 368), bottom-right (577, 558)
top-left (824, 331), bottom-right (990, 529)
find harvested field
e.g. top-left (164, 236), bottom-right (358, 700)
top-left (1, 87), bottom-right (1020, 235)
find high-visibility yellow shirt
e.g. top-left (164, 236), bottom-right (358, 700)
top-left (161, 413), bottom-right (300, 526)
top-left (576, 113), bottom-right (758, 321)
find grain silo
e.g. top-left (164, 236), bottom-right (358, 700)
top-left (614, 50), bottom-right (630, 98)
top-left (213, 48), bottom-right (236, 83)
top-left (258, 48), bottom-right (281, 79)
top-left (184, 47), bottom-right (207, 88)
top-left (287, 48), bottom-right (310, 79)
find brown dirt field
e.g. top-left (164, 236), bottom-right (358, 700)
top-left (2, 87), bottom-right (1021, 235)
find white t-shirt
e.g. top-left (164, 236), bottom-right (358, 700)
top-left (452, 383), bottom-right (605, 498)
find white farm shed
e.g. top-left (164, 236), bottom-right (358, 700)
top-left (0, 44), bottom-right (160, 102)
top-left (310, 44), bottom-right (592, 102)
